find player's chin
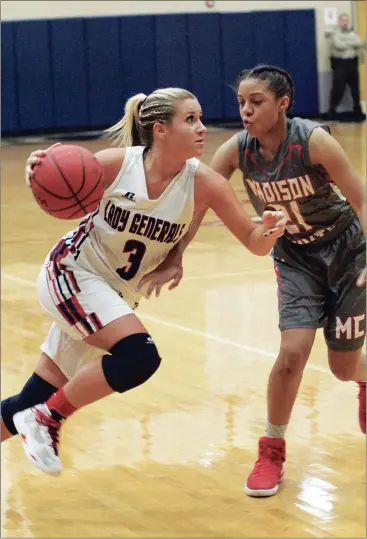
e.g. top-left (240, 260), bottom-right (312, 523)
top-left (192, 141), bottom-right (205, 156)
top-left (246, 124), bottom-right (262, 137)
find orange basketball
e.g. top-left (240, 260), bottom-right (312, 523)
top-left (31, 144), bottom-right (104, 220)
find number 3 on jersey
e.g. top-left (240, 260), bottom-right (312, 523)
top-left (116, 239), bottom-right (146, 280)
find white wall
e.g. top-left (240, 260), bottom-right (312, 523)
top-left (2, 0), bottom-right (354, 112)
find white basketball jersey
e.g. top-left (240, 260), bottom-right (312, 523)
top-left (48, 146), bottom-right (198, 306)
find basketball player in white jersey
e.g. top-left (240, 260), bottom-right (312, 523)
top-left (1, 87), bottom-right (287, 475)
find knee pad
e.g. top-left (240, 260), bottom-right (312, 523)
top-left (101, 333), bottom-right (161, 393)
top-left (1, 373), bottom-right (57, 435)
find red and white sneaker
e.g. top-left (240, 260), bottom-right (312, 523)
top-left (244, 436), bottom-right (285, 497)
top-left (13, 404), bottom-right (62, 476)
top-left (358, 382), bottom-right (366, 434)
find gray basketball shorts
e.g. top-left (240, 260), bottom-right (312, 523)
top-left (272, 220), bottom-right (366, 351)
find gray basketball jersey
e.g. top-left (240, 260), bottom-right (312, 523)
top-left (237, 117), bottom-right (355, 245)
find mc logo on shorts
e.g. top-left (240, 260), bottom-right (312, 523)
top-left (336, 315), bottom-right (366, 339)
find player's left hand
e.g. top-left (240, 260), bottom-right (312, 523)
top-left (137, 259), bottom-right (183, 299)
top-left (357, 267), bottom-right (366, 287)
top-left (262, 210), bottom-right (288, 238)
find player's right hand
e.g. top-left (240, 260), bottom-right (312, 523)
top-left (262, 210), bottom-right (288, 238)
top-left (25, 142), bottom-right (62, 187)
top-left (137, 259), bottom-right (183, 299)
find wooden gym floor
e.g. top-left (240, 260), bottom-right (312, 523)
top-left (1, 123), bottom-right (366, 538)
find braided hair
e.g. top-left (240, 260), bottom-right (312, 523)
top-left (105, 88), bottom-right (196, 147)
top-left (237, 64), bottom-right (294, 112)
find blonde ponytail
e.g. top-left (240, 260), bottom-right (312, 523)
top-left (105, 93), bottom-right (147, 147)
top-left (105, 87), bottom-right (195, 148)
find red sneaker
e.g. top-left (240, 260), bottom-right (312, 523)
top-left (358, 382), bottom-right (366, 434)
top-left (244, 436), bottom-right (285, 497)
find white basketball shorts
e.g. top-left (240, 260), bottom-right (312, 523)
top-left (37, 261), bottom-right (139, 378)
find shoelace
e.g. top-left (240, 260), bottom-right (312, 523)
top-left (252, 446), bottom-right (284, 476)
top-left (34, 409), bottom-right (61, 455)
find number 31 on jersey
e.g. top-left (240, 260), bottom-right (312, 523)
top-left (270, 201), bottom-right (312, 234)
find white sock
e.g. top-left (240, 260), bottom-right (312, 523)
top-left (265, 420), bottom-right (287, 439)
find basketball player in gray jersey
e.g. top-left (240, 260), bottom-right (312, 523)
top-left (141, 65), bottom-right (366, 498)
top-left (238, 118), bottom-right (355, 246)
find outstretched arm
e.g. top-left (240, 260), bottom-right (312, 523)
top-left (138, 135), bottom-right (286, 297)
top-left (171, 134), bottom-right (240, 258)
top-left (195, 162), bottom-right (287, 256)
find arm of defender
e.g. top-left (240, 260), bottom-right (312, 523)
top-left (309, 127), bottom-right (366, 285)
top-left (141, 135), bottom-right (240, 267)
top-left (309, 127), bottom-right (366, 236)
top-left (195, 163), bottom-right (287, 256)
top-left (210, 134), bottom-right (239, 180)
top-left (137, 136), bottom-right (253, 296)
top-left (173, 134), bottom-right (240, 256)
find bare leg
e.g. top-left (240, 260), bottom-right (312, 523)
top-left (61, 314), bottom-right (148, 408)
top-left (267, 328), bottom-right (316, 426)
top-left (245, 328), bottom-right (316, 497)
top-left (328, 349), bottom-right (365, 382)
